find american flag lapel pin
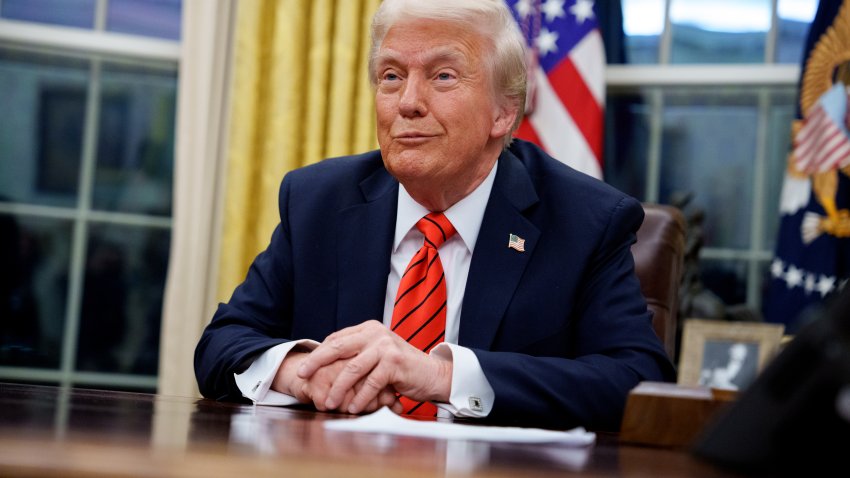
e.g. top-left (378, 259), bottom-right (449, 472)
top-left (508, 233), bottom-right (526, 252)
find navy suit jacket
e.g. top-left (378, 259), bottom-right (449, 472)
top-left (195, 140), bottom-right (676, 430)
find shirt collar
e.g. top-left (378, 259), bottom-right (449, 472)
top-left (393, 160), bottom-right (498, 253)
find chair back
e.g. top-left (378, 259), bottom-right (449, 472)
top-left (632, 203), bottom-right (686, 359)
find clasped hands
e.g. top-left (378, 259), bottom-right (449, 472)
top-left (271, 320), bottom-right (452, 414)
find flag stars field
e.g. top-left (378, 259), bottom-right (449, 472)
top-left (514, 0), bottom-right (533, 19)
top-left (535, 28), bottom-right (560, 56)
top-left (542, 0), bottom-right (566, 22)
top-left (804, 273), bottom-right (817, 294)
top-left (569, 0), bottom-right (595, 23)
top-left (770, 258), bottom-right (838, 298)
top-left (770, 258), bottom-right (784, 278)
top-left (784, 265), bottom-right (804, 289)
top-left (816, 275), bottom-right (836, 297)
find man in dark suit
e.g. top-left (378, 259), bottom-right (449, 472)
top-left (195, 0), bottom-right (675, 431)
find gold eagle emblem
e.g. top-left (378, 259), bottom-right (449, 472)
top-left (790, 0), bottom-right (850, 242)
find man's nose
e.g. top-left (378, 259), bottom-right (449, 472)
top-left (398, 75), bottom-right (428, 117)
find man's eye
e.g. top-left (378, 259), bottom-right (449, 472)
top-left (384, 73), bottom-right (399, 81)
top-left (437, 72), bottom-right (453, 80)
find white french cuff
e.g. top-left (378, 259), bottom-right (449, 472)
top-left (234, 339), bottom-right (319, 406)
top-left (430, 343), bottom-right (495, 418)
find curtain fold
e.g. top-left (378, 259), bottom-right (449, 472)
top-left (159, 0), bottom-right (236, 398)
top-left (217, 0), bottom-right (380, 302)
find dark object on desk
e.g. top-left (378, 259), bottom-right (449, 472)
top-left (633, 203), bottom-right (686, 360)
top-left (691, 286), bottom-right (850, 474)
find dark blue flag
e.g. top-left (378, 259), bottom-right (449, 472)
top-left (763, 0), bottom-right (850, 332)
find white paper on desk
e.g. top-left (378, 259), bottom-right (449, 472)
top-left (323, 406), bottom-right (595, 445)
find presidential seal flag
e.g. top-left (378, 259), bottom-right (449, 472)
top-left (764, 0), bottom-right (850, 332)
top-left (506, 0), bottom-right (605, 179)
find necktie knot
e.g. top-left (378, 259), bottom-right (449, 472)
top-left (416, 212), bottom-right (456, 250)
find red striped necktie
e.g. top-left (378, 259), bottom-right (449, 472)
top-left (391, 212), bottom-right (456, 417)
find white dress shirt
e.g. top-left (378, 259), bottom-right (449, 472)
top-left (235, 161), bottom-right (499, 418)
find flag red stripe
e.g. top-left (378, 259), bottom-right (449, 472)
top-left (547, 58), bottom-right (604, 160)
top-left (515, 117), bottom-right (543, 145)
top-left (795, 113), bottom-right (849, 172)
top-left (814, 138), bottom-right (850, 171)
top-left (812, 127), bottom-right (846, 164)
top-left (795, 108), bottom-right (828, 150)
top-left (794, 107), bottom-right (839, 171)
top-left (796, 108), bottom-right (827, 144)
top-left (822, 146), bottom-right (850, 172)
top-left (794, 112), bottom-right (829, 159)
top-left (800, 125), bottom-right (840, 164)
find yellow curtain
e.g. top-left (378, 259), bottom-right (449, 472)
top-left (217, 0), bottom-right (381, 301)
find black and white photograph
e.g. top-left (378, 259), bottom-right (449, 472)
top-left (678, 319), bottom-right (785, 388)
top-left (697, 340), bottom-right (759, 390)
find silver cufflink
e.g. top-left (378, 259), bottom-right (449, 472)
top-left (252, 381), bottom-right (261, 392)
top-left (469, 396), bottom-right (483, 411)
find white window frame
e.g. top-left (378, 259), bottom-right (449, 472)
top-left (606, 0), bottom-right (805, 311)
top-left (0, 5), bottom-right (181, 390)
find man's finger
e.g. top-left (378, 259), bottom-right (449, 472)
top-left (336, 388), bottom-right (358, 413)
top-left (297, 331), bottom-right (362, 379)
top-left (345, 361), bottom-right (393, 414)
top-left (324, 347), bottom-right (382, 410)
top-left (377, 388), bottom-right (400, 409)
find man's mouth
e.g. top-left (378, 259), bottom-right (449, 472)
top-left (394, 132), bottom-right (437, 144)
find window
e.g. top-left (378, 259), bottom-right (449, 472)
top-left (607, 0), bottom-right (816, 313)
top-left (0, 0), bottom-right (181, 391)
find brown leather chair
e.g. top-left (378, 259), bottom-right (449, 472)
top-left (632, 203), bottom-right (686, 359)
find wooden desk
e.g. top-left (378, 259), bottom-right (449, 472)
top-left (0, 382), bottom-right (743, 477)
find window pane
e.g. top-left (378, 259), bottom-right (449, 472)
top-left (658, 89), bottom-right (759, 249)
top-left (76, 224), bottom-right (169, 375)
top-left (669, 0), bottom-right (771, 63)
top-left (1, 0), bottom-right (96, 29)
top-left (0, 47), bottom-right (89, 208)
top-left (106, 0), bottom-right (182, 40)
top-left (622, 0), bottom-right (664, 64)
top-left (93, 62), bottom-right (176, 216)
top-left (0, 214), bottom-right (72, 368)
top-left (763, 89), bottom-right (798, 250)
top-left (776, 0), bottom-right (818, 64)
top-left (604, 91), bottom-right (651, 199)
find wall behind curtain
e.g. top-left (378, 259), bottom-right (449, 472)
top-left (218, 0), bottom-right (381, 301)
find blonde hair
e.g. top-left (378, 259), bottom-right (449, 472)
top-left (369, 0), bottom-right (528, 145)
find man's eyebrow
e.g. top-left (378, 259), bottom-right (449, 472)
top-left (374, 47), bottom-right (467, 67)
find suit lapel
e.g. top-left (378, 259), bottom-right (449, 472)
top-left (459, 150), bottom-right (540, 349)
top-left (336, 167), bottom-right (398, 331)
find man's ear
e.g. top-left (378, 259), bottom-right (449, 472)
top-left (491, 99), bottom-right (520, 139)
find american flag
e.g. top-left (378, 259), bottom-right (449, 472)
top-left (508, 233), bottom-right (526, 252)
top-left (792, 83), bottom-right (850, 174)
top-left (506, 0), bottom-right (605, 179)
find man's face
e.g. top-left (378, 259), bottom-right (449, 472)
top-left (374, 19), bottom-right (516, 208)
